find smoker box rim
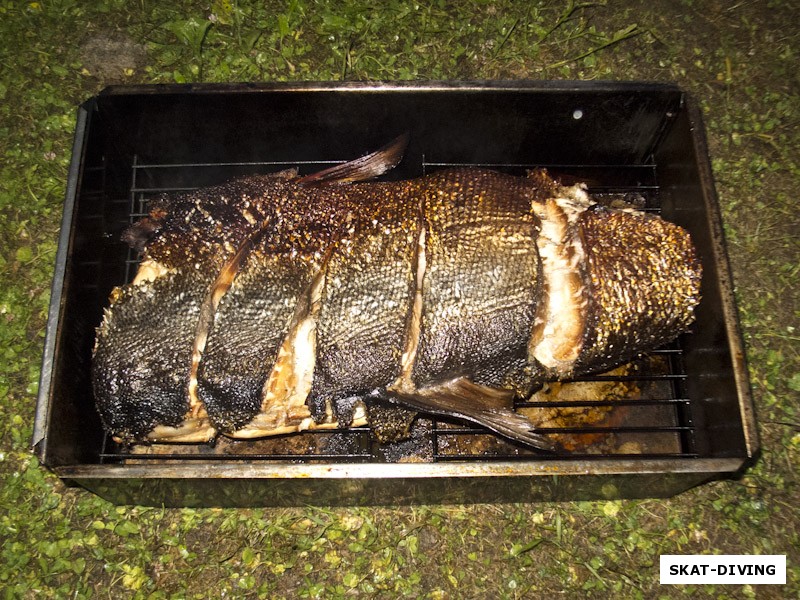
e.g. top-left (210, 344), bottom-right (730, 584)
top-left (54, 457), bottom-right (748, 481)
top-left (94, 79), bottom-right (688, 97)
top-left (32, 96), bottom-right (88, 457)
top-left (33, 80), bottom-right (758, 481)
top-left (683, 97), bottom-right (758, 460)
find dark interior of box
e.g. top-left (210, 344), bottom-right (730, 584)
top-left (38, 84), bottom-right (749, 470)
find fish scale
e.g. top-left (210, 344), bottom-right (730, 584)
top-left (311, 183), bottom-right (419, 413)
top-left (412, 169), bottom-right (543, 392)
top-left (92, 269), bottom-right (210, 440)
top-left (197, 251), bottom-right (316, 432)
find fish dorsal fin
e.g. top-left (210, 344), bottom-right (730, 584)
top-left (383, 377), bottom-right (555, 452)
top-left (296, 133), bottom-right (409, 186)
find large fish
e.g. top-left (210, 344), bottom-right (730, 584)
top-left (92, 136), bottom-right (702, 451)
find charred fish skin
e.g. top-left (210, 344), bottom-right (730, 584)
top-left (125, 174), bottom-right (293, 271)
top-left (411, 169), bottom-right (544, 393)
top-left (92, 269), bottom-right (206, 441)
top-left (309, 183), bottom-right (420, 421)
top-left (196, 252), bottom-right (315, 432)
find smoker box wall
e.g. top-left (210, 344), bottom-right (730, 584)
top-left (33, 81), bottom-right (758, 506)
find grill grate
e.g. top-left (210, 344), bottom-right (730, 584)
top-left (99, 154), bottom-right (697, 464)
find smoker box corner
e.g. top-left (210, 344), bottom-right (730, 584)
top-left (34, 81), bottom-right (757, 506)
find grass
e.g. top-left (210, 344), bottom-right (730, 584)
top-left (1, 0), bottom-right (798, 597)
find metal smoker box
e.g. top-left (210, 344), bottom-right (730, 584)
top-left (33, 82), bottom-right (758, 506)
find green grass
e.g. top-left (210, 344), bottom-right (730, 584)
top-left (1, 0), bottom-right (798, 597)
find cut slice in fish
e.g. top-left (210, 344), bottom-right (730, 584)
top-left (309, 184), bottom-right (422, 421)
top-left (188, 220), bottom-right (273, 425)
top-left (528, 185), bottom-right (592, 377)
top-left (195, 252), bottom-right (318, 433)
top-left (380, 169), bottom-right (554, 450)
top-left (228, 268), bottom-right (332, 438)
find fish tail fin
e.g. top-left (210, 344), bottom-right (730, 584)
top-left (383, 377), bottom-right (556, 452)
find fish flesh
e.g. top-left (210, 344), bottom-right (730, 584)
top-left (92, 136), bottom-right (702, 451)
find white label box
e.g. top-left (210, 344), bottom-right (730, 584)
top-left (660, 555), bottom-right (786, 585)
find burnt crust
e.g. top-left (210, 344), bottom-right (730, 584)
top-left (92, 270), bottom-right (207, 440)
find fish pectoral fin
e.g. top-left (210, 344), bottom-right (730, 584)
top-left (295, 133), bottom-right (409, 186)
top-left (382, 378), bottom-right (556, 452)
